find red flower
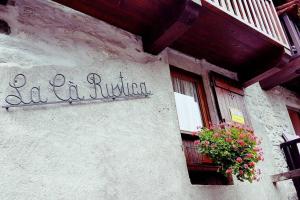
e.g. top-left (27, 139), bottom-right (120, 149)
top-left (236, 157), bottom-right (243, 163)
top-left (239, 134), bottom-right (246, 139)
top-left (194, 140), bottom-right (200, 145)
top-left (246, 153), bottom-right (253, 158)
top-left (239, 170), bottom-right (244, 175)
top-left (258, 156), bottom-right (264, 161)
top-left (225, 131), bottom-right (231, 136)
top-left (226, 168), bottom-right (233, 174)
top-left (253, 147), bottom-right (260, 152)
top-left (237, 140), bottom-right (245, 146)
top-left (249, 162), bottom-right (255, 167)
top-left (225, 138), bottom-right (233, 143)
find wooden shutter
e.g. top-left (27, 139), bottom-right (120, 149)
top-left (210, 72), bottom-right (252, 127)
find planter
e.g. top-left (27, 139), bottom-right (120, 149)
top-left (201, 154), bottom-right (213, 164)
top-left (195, 122), bottom-right (263, 183)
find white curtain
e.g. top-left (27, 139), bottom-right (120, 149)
top-left (172, 76), bottom-right (203, 132)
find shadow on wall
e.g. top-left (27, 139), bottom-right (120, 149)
top-left (0, 20), bottom-right (10, 35)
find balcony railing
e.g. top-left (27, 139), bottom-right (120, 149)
top-left (259, 3), bottom-right (300, 93)
top-left (205, 0), bottom-right (289, 48)
top-left (273, 137), bottom-right (300, 199)
top-left (281, 14), bottom-right (300, 56)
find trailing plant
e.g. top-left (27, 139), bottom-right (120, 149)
top-left (193, 122), bottom-right (263, 183)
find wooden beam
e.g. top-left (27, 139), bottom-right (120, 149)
top-left (239, 49), bottom-right (290, 87)
top-left (260, 55), bottom-right (300, 90)
top-left (143, 0), bottom-right (201, 55)
top-left (272, 169), bottom-right (300, 183)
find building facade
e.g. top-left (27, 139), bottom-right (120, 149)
top-left (0, 0), bottom-right (300, 199)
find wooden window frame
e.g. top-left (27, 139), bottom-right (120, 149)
top-left (170, 66), bottom-right (211, 130)
top-left (287, 106), bottom-right (300, 136)
top-left (170, 67), bottom-right (233, 185)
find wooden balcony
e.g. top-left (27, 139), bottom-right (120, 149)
top-left (260, 3), bottom-right (300, 94)
top-left (52, 0), bottom-right (290, 85)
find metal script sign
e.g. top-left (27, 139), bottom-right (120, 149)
top-left (2, 72), bottom-right (152, 110)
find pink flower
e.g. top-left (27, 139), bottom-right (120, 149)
top-left (213, 133), bottom-right (220, 138)
top-left (239, 134), bottom-right (246, 139)
top-left (225, 131), bottom-right (232, 136)
top-left (194, 140), bottom-right (200, 145)
top-left (256, 138), bottom-right (262, 145)
top-left (246, 153), bottom-right (253, 158)
top-left (258, 156), bottom-right (264, 161)
top-left (226, 168), bottom-right (233, 174)
top-left (236, 157), bottom-right (243, 163)
top-left (237, 140), bottom-right (245, 146)
top-left (225, 138), bottom-right (232, 143)
top-left (192, 131), bottom-right (197, 136)
top-left (244, 164), bottom-right (249, 169)
top-left (204, 141), bottom-right (210, 146)
top-left (253, 147), bottom-right (260, 152)
top-left (249, 162), bottom-right (255, 167)
top-left (239, 170), bottom-right (244, 175)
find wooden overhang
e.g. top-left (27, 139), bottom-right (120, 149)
top-left (260, 1), bottom-right (300, 95)
top-left (52, 0), bottom-right (290, 85)
top-left (260, 55), bottom-right (300, 94)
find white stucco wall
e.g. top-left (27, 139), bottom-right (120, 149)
top-left (0, 0), bottom-right (299, 200)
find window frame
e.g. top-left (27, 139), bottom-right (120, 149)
top-left (170, 66), bottom-right (211, 131)
top-left (170, 67), bottom-right (233, 185)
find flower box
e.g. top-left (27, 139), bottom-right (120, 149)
top-left (193, 122), bottom-right (263, 183)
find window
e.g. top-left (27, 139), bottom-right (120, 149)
top-left (287, 107), bottom-right (300, 136)
top-left (0, 20), bottom-right (10, 35)
top-left (171, 68), bottom-right (210, 132)
top-left (171, 67), bottom-right (232, 185)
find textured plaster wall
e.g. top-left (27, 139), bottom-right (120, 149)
top-left (0, 0), bottom-right (299, 200)
top-left (244, 84), bottom-right (300, 200)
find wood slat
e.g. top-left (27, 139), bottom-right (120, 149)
top-left (247, 0), bottom-right (261, 29)
top-left (231, 0), bottom-right (242, 18)
top-left (236, 0), bottom-right (247, 22)
top-left (214, 79), bottom-right (244, 95)
top-left (225, 0), bottom-right (234, 13)
top-left (251, 0), bottom-right (267, 33)
top-left (261, 0), bottom-right (276, 38)
top-left (265, 1), bottom-right (281, 41)
top-left (242, 0), bottom-right (254, 26)
top-left (269, 0), bottom-right (289, 46)
top-left (219, 0), bottom-right (227, 10)
top-left (272, 169), bottom-right (300, 183)
top-left (257, 0), bottom-right (271, 35)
